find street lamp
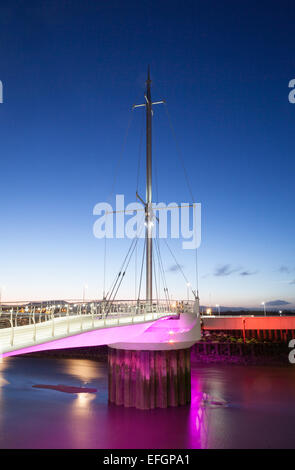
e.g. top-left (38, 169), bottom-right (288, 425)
top-left (186, 282), bottom-right (190, 302)
top-left (0, 285), bottom-right (5, 315)
top-left (83, 284), bottom-right (88, 303)
top-left (216, 304), bottom-right (220, 316)
top-left (261, 302), bottom-right (266, 316)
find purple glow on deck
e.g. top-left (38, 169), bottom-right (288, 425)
top-left (1, 313), bottom-right (200, 358)
top-left (1, 321), bottom-right (153, 358)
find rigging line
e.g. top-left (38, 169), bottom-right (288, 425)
top-left (158, 238), bottom-right (161, 303)
top-left (136, 107), bottom-right (145, 194)
top-left (110, 227), bottom-right (143, 304)
top-left (105, 243), bottom-right (135, 306)
top-left (153, 239), bottom-right (165, 304)
top-left (103, 236), bottom-right (107, 299)
top-left (103, 108), bottom-right (134, 299)
top-left (195, 247), bottom-right (199, 296)
top-left (154, 237), bottom-right (170, 308)
top-left (137, 237), bottom-right (146, 301)
top-left (155, 239), bottom-right (171, 309)
top-left (108, 218), bottom-right (145, 305)
top-left (195, 204), bottom-right (199, 297)
top-left (164, 103), bottom-right (195, 204)
top-left (155, 229), bottom-right (170, 307)
top-left (104, 258), bottom-right (126, 301)
top-left (154, 142), bottom-right (159, 204)
top-left (154, 208), bottom-right (192, 292)
top-left (105, 234), bottom-right (138, 303)
top-left (105, 271), bottom-right (121, 306)
top-left (152, 248), bottom-right (159, 307)
top-left (162, 237), bottom-right (190, 286)
top-left (110, 272), bottom-right (126, 306)
top-left (116, 244), bottom-right (138, 297)
top-left (135, 238), bottom-right (137, 300)
top-left (158, 247), bottom-right (170, 308)
top-left (108, 108), bottom-right (134, 202)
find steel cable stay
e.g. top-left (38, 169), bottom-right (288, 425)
top-left (105, 219), bottom-right (145, 311)
top-left (163, 103), bottom-right (195, 204)
top-left (163, 102), bottom-right (200, 300)
top-left (154, 210), bottom-right (197, 300)
top-left (134, 109), bottom-right (145, 301)
top-left (195, 205), bottom-right (200, 297)
top-left (153, 239), bottom-right (165, 304)
top-left (162, 237), bottom-right (189, 285)
top-left (135, 238), bottom-right (137, 300)
top-left (102, 108), bottom-right (134, 299)
top-left (152, 246), bottom-right (159, 308)
top-left (154, 237), bottom-right (170, 309)
top-left (136, 106), bottom-right (145, 196)
top-left (137, 237), bottom-right (146, 303)
top-left (104, 236), bottom-right (138, 306)
top-left (110, 235), bottom-right (142, 306)
top-left (105, 239), bottom-right (137, 309)
top-left (162, 236), bottom-right (197, 299)
top-left (108, 238), bottom-right (142, 309)
top-left (111, 233), bottom-right (142, 303)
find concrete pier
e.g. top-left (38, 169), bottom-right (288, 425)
top-left (108, 347), bottom-right (191, 409)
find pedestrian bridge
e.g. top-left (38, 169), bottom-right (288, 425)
top-left (0, 300), bottom-right (198, 358)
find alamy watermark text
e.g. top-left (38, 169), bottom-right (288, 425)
top-left (93, 195), bottom-right (201, 250)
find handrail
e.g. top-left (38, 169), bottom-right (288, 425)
top-left (0, 310), bottom-right (179, 355)
top-left (9, 318), bottom-right (14, 346)
top-left (0, 300), bottom-right (191, 332)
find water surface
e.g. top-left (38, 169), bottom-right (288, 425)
top-left (0, 356), bottom-right (294, 449)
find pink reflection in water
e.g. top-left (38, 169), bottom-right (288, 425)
top-left (1, 357), bottom-right (295, 449)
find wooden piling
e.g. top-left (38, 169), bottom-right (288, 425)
top-left (108, 347), bottom-right (191, 409)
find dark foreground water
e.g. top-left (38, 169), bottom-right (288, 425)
top-left (0, 356), bottom-right (295, 449)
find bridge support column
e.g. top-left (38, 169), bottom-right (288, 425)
top-left (108, 347), bottom-right (191, 409)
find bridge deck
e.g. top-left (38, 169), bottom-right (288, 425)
top-left (0, 311), bottom-right (176, 356)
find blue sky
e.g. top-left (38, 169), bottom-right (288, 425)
top-left (0, 0), bottom-right (294, 308)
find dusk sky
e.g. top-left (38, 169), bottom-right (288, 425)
top-left (0, 0), bottom-right (294, 308)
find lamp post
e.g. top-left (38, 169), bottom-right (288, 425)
top-left (261, 301), bottom-right (266, 316)
top-left (186, 282), bottom-right (190, 302)
top-left (0, 285), bottom-right (5, 316)
top-left (83, 284), bottom-right (88, 303)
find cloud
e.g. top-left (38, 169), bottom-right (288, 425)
top-left (167, 264), bottom-right (184, 273)
top-left (214, 264), bottom-right (241, 277)
top-left (290, 280), bottom-right (295, 285)
top-left (265, 300), bottom-right (291, 306)
top-left (201, 274), bottom-right (210, 279)
top-left (240, 270), bottom-right (258, 276)
top-left (278, 265), bottom-right (293, 274)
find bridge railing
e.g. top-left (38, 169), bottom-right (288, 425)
top-left (0, 299), bottom-right (194, 331)
top-left (0, 303), bottom-right (185, 351)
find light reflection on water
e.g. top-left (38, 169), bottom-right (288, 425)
top-left (0, 356), bottom-right (295, 449)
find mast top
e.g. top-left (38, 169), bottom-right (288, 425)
top-left (146, 65), bottom-right (152, 90)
